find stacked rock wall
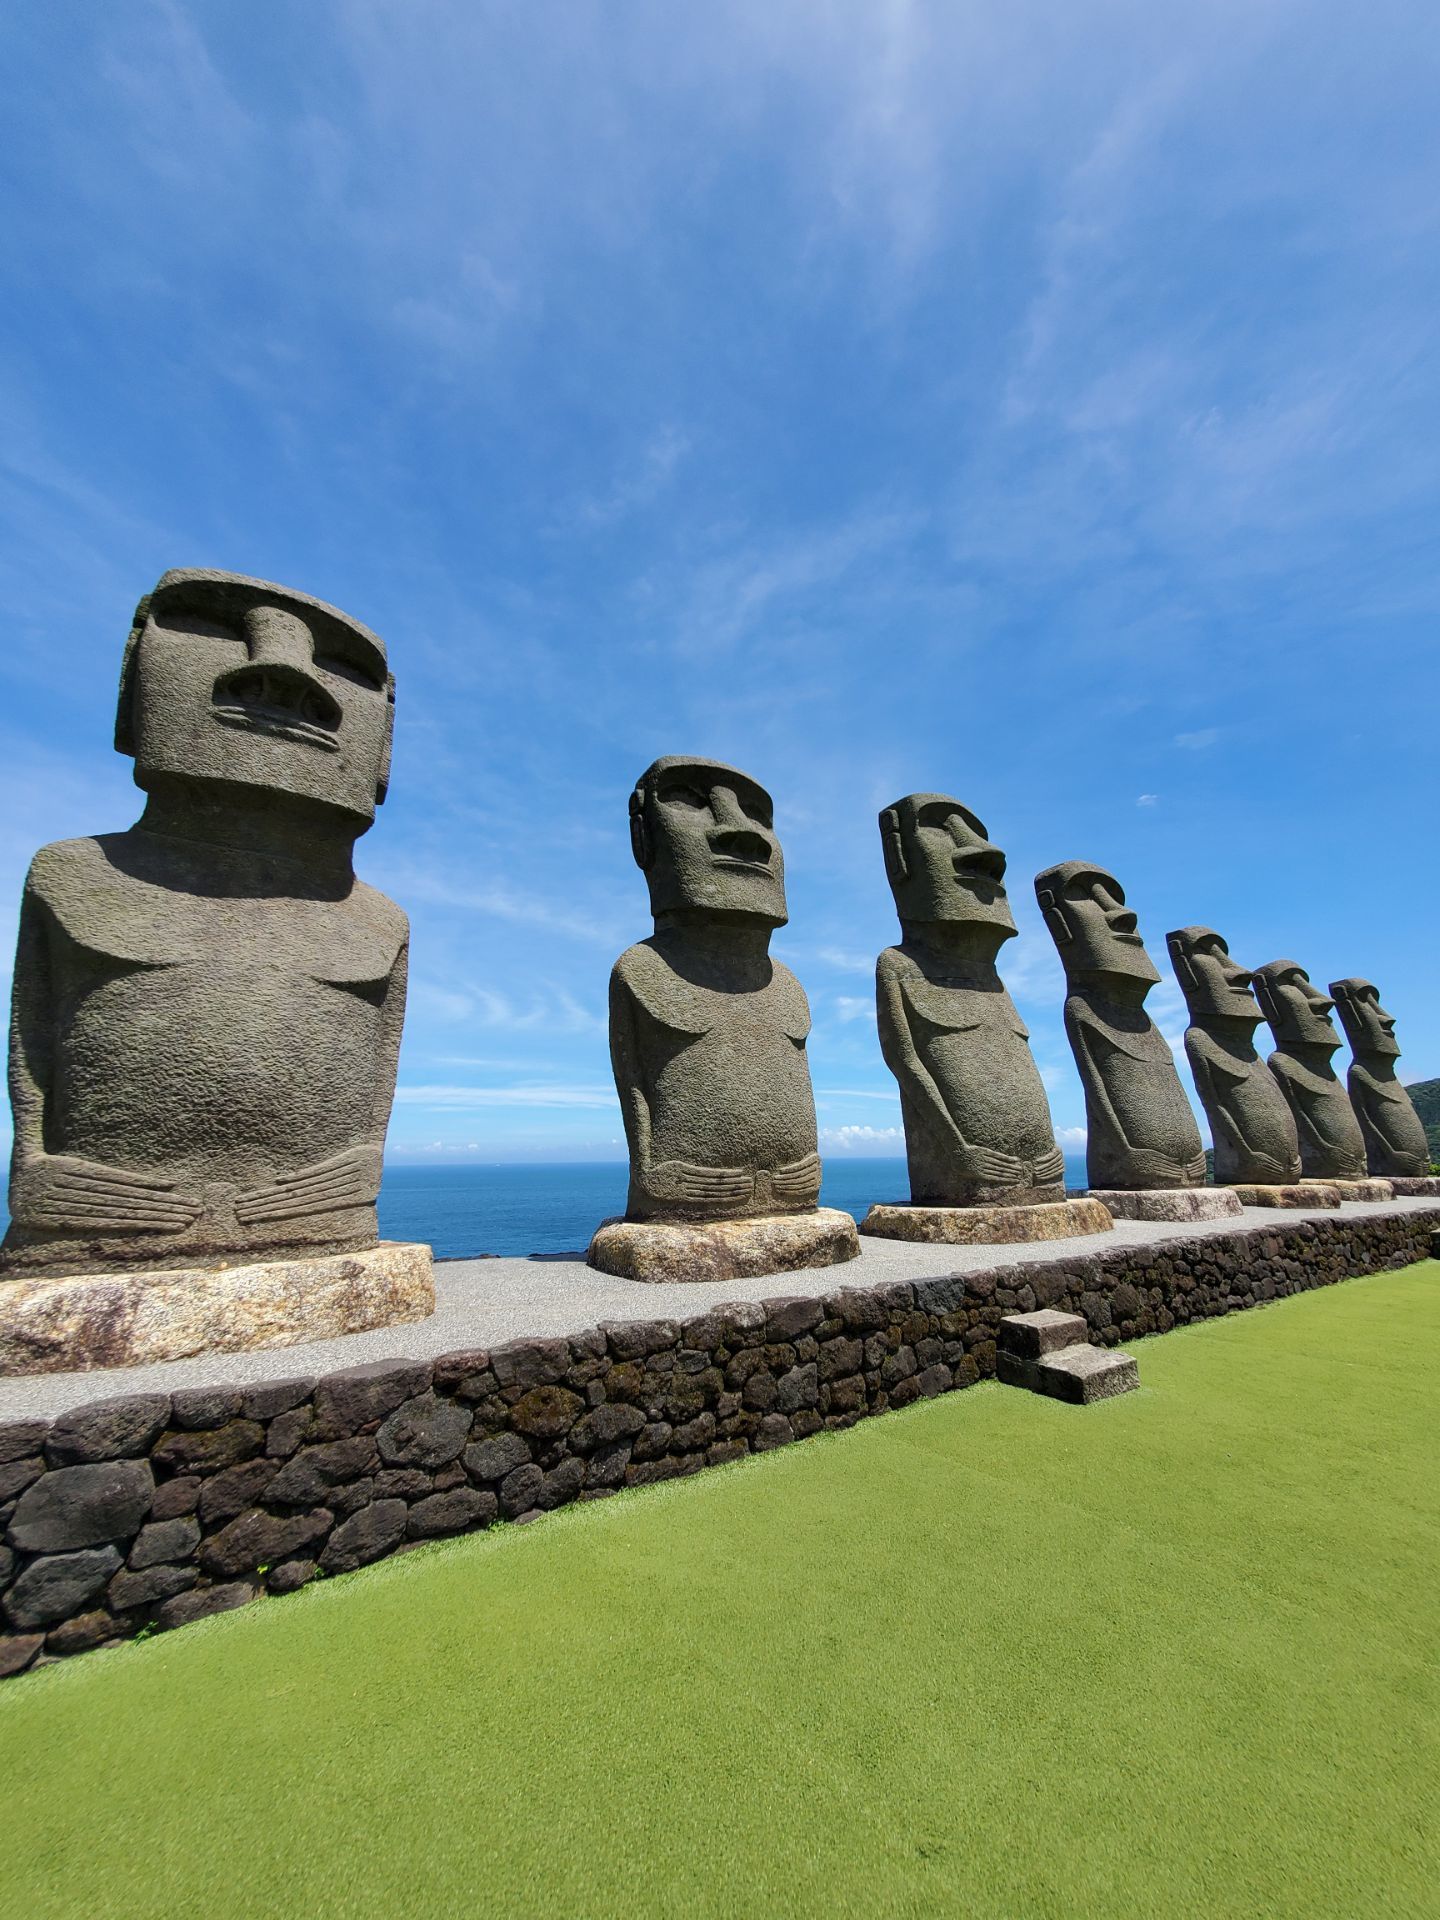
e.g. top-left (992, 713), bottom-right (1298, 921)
top-left (3, 1207), bottom-right (1435, 1677)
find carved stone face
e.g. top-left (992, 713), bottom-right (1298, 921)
top-left (1330, 978), bottom-right (1401, 1058)
top-left (118, 569), bottom-right (395, 829)
top-left (880, 793), bottom-right (1016, 940)
top-left (1034, 860), bottom-right (1160, 987)
top-left (631, 756), bottom-right (787, 925)
top-left (1166, 926), bottom-right (1260, 1023)
top-left (1252, 960), bottom-right (1341, 1052)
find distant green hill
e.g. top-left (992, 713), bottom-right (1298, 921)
top-left (1405, 1077), bottom-right (1440, 1164)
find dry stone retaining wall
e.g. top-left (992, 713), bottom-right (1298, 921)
top-left (3, 1207), bottom-right (1435, 1678)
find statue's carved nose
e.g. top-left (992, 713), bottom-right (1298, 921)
top-left (711, 826), bottom-right (771, 865)
top-left (214, 602), bottom-right (343, 733)
top-left (954, 844), bottom-right (1006, 883)
top-left (214, 660), bottom-right (342, 732)
top-left (1109, 907), bottom-right (1139, 935)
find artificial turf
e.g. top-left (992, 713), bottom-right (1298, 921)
top-left (2, 1261), bottom-right (1436, 1920)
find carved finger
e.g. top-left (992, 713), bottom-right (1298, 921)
top-left (34, 1204), bottom-right (196, 1231)
top-left (247, 1173), bottom-right (363, 1199)
top-left (261, 1155), bottom-right (369, 1189)
top-left (51, 1170), bottom-right (181, 1199)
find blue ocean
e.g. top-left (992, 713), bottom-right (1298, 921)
top-left (378, 1156), bottom-right (1092, 1259)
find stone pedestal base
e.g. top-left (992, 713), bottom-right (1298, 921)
top-left (859, 1197), bottom-right (1113, 1245)
top-left (1387, 1175), bottom-right (1440, 1197)
top-left (1303, 1177), bottom-right (1394, 1202)
top-left (0, 1242), bottom-right (435, 1376)
top-left (1086, 1188), bottom-right (1243, 1224)
top-left (586, 1209), bottom-right (860, 1285)
top-left (1231, 1185), bottom-right (1340, 1209)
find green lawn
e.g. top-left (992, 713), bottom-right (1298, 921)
top-left (3, 1263), bottom-right (1437, 1920)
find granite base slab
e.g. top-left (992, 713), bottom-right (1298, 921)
top-left (1086, 1188), bottom-right (1243, 1224)
top-left (1230, 1185), bottom-right (1340, 1209)
top-left (586, 1208), bottom-right (860, 1284)
top-left (0, 1242), bottom-right (435, 1376)
top-left (1302, 1178), bottom-right (1395, 1202)
top-left (1388, 1176), bottom-right (1440, 1197)
top-left (859, 1197), bottom-right (1113, 1245)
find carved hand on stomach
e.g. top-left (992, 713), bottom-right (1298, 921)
top-left (12, 1154), bottom-right (201, 1234)
top-left (641, 1160), bottom-right (755, 1206)
top-left (949, 1144), bottom-right (1028, 1185)
top-left (771, 1152), bottom-right (822, 1200)
top-left (234, 1145), bottom-right (382, 1224)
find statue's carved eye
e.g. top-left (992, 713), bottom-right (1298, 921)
top-left (661, 783), bottom-right (708, 810)
top-left (153, 611), bottom-right (243, 644)
top-left (315, 651), bottom-right (384, 692)
top-left (740, 796), bottom-right (773, 829)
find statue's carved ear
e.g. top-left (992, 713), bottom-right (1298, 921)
top-left (879, 808), bottom-right (907, 887)
top-left (375, 673), bottom-right (396, 805)
top-left (1036, 886), bottom-right (1071, 944)
top-left (629, 787), bottom-right (650, 869)
top-left (1252, 974), bottom-right (1278, 1023)
top-left (1167, 936), bottom-right (1196, 988)
top-left (114, 596), bottom-right (150, 757)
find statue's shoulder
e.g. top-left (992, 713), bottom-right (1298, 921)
top-left (764, 956), bottom-right (811, 1038)
top-left (876, 944), bottom-right (917, 985)
top-left (349, 878), bottom-right (409, 945)
top-left (612, 940), bottom-right (668, 993)
top-left (25, 834), bottom-right (117, 903)
top-left (611, 941), bottom-right (708, 1038)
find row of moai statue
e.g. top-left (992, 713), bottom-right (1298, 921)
top-left (1, 570), bottom-right (1434, 1347)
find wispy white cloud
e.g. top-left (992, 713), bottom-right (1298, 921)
top-left (395, 1083), bottom-right (619, 1110)
top-left (1174, 728), bottom-right (1220, 751)
top-left (821, 1123), bottom-right (903, 1152)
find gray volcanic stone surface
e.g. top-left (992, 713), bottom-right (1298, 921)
top-left (1331, 978), bottom-right (1433, 1177)
top-left (1034, 860), bottom-right (1205, 1190)
top-left (2, 568), bottom-right (409, 1277)
top-left (605, 758), bottom-right (822, 1225)
top-left (1253, 960), bottom-right (1367, 1182)
top-left (876, 795), bottom-right (1063, 1207)
top-left (1167, 927), bottom-right (1302, 1186)
top-left (7, 1459), bottom-right (153, 1553)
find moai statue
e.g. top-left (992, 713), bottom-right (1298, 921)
top-left (1034, 862), bottom-right (1238, 1222)
top-left (1251, 961), bottom-right (1378, 1192)
top-left (0, 571), bottom-right (433, 1365)
top-left (587, 756), bottom-right (858, 1282)
top-left (862, 796), bottom-right (1110, 1243)
top-left (1336, 990), bottom-right (1436, 1182)
top-left (1167, 927), bottom-right (1319, 1206)
top-left (1330, 978), bottom-right (1435, 1188)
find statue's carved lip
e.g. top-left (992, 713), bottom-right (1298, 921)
top-left (212, 704), bottom-right (341, 752)
top-left (710, 854), bottom-right (773, 873)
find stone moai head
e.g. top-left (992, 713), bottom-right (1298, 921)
top-left (1166, 926), bottom-right (1261, 1024)
top-left (629, 756), bottom-right (787, 927)
top-left (1252, 961), bottom-right (1341, 1053)
top-left (1033, 860), bottom-right (1161, 990)
top-left (879, 794), bottom-right (1015, 950)
top-left (116, 568), bottom-right (395, 833)
top-left (1329, 978), bottom-right (1401, 1059)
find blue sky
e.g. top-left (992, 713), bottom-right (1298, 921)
top-left (3, 1), bottom-right (1437, 1164)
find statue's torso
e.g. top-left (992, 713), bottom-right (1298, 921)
top-left (1185, 1025), bottom-right (1299, 1181)
top-left (1268, 1049), bottom-right (1366, 1179)
top-left (885, 958), bottom-right (1054, 1161)
top-left (1066, 994), bottom-right (1203, 1182)
top-left (27, 834), bottom-right (404, 1192)
top-left (1347, 1061), bottom-right (1429, 1174)
top-left (614, 941), bottom-right (818, 1199)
